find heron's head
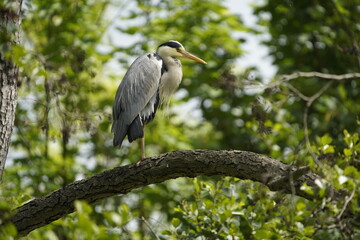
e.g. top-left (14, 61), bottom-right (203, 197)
top-left (157, 40), bottom-right (207, 64)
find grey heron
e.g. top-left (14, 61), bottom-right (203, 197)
top-left (112, 40), bottom-right (207, 159)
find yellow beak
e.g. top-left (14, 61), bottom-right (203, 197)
top-left (180, 50), bottom-right (207, 64)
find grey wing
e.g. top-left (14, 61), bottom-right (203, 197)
top-left (112, 53), bottom-right (162, 147)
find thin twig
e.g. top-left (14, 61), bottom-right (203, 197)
top-left (307, 80), bottom-right (334, 106)
top-left (284, 82), bottom-right (310, 101)
top-left (141, 216), bottom-right (161, 240)
top-left (303, 106), bottom-right (316, 160)
top-left (337, 186), bottom-right (356, 221)
top-left (300, 80), bottom-right (334, 168)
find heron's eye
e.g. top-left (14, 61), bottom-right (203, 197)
top-left (176, 48), bottom-right (181, 52)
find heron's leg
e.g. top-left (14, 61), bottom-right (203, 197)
top-left (140, 126), bottom-right (145, 160)
top-left (140, 138), bottom-right (145, 160)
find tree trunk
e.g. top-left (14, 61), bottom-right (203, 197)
top-left (0, 1), bottom-right (22, 179)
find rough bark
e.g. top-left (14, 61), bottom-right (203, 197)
top-left (0, 1), bottom-right (22, 179)
top-left (8, 149), bottom-right (327, 237)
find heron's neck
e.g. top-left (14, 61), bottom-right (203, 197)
top-left (159, 55), bottom-right (181, 68)
top-left (157, 55), bottom-right (183, 104)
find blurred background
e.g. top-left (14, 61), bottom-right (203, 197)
top-left (2, 0), bottom-right (360, 239)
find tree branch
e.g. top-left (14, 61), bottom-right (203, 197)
top-left (239, 71), bottom-right (360, 91)
top-left (279, 72), bottom-right (360, 82)
top-left (7, 150), bottom-right (332, 236)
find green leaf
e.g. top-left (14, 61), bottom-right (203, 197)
top-left (320, 135), bottom-right (333, 145)
top-left (255, 229), bottom-right (272, 239)
top-left (323, 144), bottom-right (335, 153)
top-left (239, 215), bottom-right (253, 239)
top-left (344, 148), bottom-right (352, 157)
top-left (171, 218), bottom-right (181, 228)
top-left (161, 230), bottom-right (172, 235)
top-left (304, 225), bottom-right (315, 235)
top-left (344, 166), bottom-right (360, 178)
top-left (194, 178), bottom-right (200, 193)
top-left (296, 202), bottom-right (306, 211)
top-left (300, 183), bottom-right (314, 195)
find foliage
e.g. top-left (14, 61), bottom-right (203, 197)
top-left (254, 0), bottom-right (360, 146)
top-left (0, 0), bottom-right (359, 239)
top-left (161, 130), bottom-right (360, 240)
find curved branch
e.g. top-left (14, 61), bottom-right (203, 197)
top-left (8, 150), bottom-right (328, 236)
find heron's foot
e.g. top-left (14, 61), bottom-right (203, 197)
top-left (136, 156), bottom-right (146, 166)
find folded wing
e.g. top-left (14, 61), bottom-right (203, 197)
top-left (112, 53), bottom-right (163, 147)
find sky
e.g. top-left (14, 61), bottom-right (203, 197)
top-left (225, 0), bottom-right (276, 81)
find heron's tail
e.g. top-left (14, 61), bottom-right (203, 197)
top-left (112, 116), bottom-right (144, 147)
top-left (112, 119), bottom-right (127, 147)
